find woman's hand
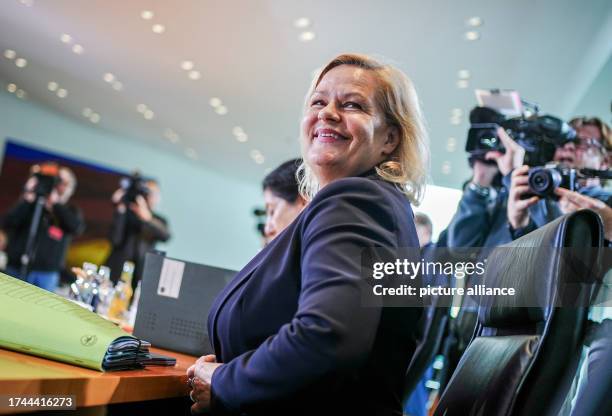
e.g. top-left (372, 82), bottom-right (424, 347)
top-left (186, 355), bottom-right (220, 414)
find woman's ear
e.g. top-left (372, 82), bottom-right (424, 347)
top-left (382, 126), bottom-right (400, 156)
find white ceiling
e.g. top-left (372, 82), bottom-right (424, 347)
top-left (1, 0), bottom-right (610, 189)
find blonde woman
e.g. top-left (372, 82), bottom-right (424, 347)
top-left (188, 53), bottom-right (429, 415)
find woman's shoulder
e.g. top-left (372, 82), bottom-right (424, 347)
top-left (312, 175), bottom-right (402, 203)
top-left (301, 176), bottom-right (412, 228)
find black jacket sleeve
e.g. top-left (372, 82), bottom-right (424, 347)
top-left (2, 200), bottom-right (34, 230)
top-left (51, 204), bottom-right (85, 236)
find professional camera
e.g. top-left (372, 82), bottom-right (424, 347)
top-left (527, 163), bottom-right (612, 199)
top-left (30, 162), bottom-right (60, 197)
top-left (466, 106), bottom-right (577, 166)
top-left (527, 164), bottom-right (577, 198)
top-left (119, 173), bottom-right (150, 204)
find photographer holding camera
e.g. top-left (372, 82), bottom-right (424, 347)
top-left (105, 175), bottom-right (171, 291)
top-left (507, 116), bottom-right (611, 237)
top-left (2, 163), bottom-right (84, 292)
top-left (447, 126), bottom-right (525, 248)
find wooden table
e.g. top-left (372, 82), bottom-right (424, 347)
top-left (0, 346), bottom-right (198, 414)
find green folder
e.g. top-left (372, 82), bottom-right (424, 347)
top-left (0, 272), bottom-right (150, 371)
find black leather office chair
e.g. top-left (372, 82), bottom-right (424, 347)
top-left (433, 210), bottom-right (603, 416)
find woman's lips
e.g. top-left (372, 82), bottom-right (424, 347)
top-left (314, 128), bottom-right (348, 143)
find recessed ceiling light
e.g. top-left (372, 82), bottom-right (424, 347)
top-left (72, 44), bottom-right (84, 54)
top-left (112, 81), bottom-right (123, 91)
top-left (215, 105), bottom-right (228, 115)
top-left (209, 97), bottom-right (222, 108)
top-left (185, 148), bottom-right (198, 159)
top-left (57, 88), bottom-right (68, 98)
top-left (456, 79), bottom-right (469, 89)
top-left (457, 69), bottom-right (471, 79)
top-left (152, 24), bottom-right (165, 34)
top-left (90, 113), bottom-right (100, 123)
top-left (164, 128), bottom-right (180, 143)
top-left (450, 108), bottom-right (463, 117)
top-left (15, 58), bottom-right (27, 68)
top-left (103, 73), bottom-right (115, 83)
top-left (466, 16), bottom-right (483, 27)
top-left (441, 161), bottom-right (452, 175)
top-left (143, 110), bottom-right (154, 120)
top-left (299, 31), bottom-right (316, 42)
top-left (446, 137), bottom-right (457, 152)
top-left (464, 31), bottom-right (480, 41)
top-left (3, 49), bottom-right (16, 60)
top-left (136, 104), bottom-right (147, 113)
top-left (15, 89), bottom-right (26, 99)
top-left (141, 10), bottom-right (154, 20)
top-left (60, 34), bottom-right (72, 44)
top-left (236, 133), bottom-right (248, 143)
top-left (294, 17), bottom-right (311, 28)
top-left (82, 107), bottom-right (92, 117)
top-left (7, 83), bottom-right (17, 93)
top-left (250, 149), bottom-right (261, 158)
top-left (254, 155), bottom-right (265, 164)
top-left (188, 70), bottom-right (201, 80)
top-left (47, 81), bottom-right (58, 91)
top-left (450, 116), bottom-right (461, 125)
top-left (232, 126), bottom-right (244, 136)
top-left (181, 60), bottom-right (194, 71)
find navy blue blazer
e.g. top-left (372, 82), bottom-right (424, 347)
top-left (207, 171), bottom-right (422, 415)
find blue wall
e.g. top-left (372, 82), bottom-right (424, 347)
top-left (0, 91), bottom-right (262, 271)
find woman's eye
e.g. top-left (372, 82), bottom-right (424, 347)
top-left (311, 99), bottom-right (325, 107)
top-left (344, 102), bottom-right (362, 109)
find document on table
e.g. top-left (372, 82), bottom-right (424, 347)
top-left (0, 273), bottom-right (155, 371)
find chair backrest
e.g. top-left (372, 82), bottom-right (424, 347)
top-left (433, 210), bottom-right (603, 416)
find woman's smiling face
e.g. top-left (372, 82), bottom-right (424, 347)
top-left (301, 65), bottom-right (398, 187)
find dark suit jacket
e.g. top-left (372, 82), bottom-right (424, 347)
top-left (207, 171), bottom-right (422, 415)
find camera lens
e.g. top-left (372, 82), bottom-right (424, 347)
top-left (528, 167), bottom-right (562, 197)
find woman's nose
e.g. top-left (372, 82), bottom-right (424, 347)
top-left (264, 221), bottom-right (276, 240)
top-left (318, 102), bottom-right (340, 121)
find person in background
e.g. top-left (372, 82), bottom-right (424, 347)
top-left (414, 212), bottom-right (432, 249)
top-left (187, 53), bottom-right (428, 415)
top-left (105, 178), bottom-right (170, 291)
top-left (2, 165), bottom-right (83, 292)
top-left (446, 128), bottom-right (525, 248)
top-left (261, 158), bottom-right (307, 244)
top-left (507, 116), bottom-right (611, 237)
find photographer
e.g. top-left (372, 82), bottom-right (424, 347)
top-left (447, 126), bottom-right (525, 248)
top-left (507, 116), bottom-right (611, 237)
top-left (105, 177), bottom-right (170, 291)
top-left (2, 164), bottom-right (83, 292)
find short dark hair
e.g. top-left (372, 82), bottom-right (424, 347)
top-left (262, 158), bottom-right (302, 203)
top-left (414, 212), bottom-right (432, 233)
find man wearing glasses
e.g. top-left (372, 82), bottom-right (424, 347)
top-left (507, 116), bottom-right (611, 238)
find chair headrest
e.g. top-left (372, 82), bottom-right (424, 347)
top-left (478, 210), bottom-right (603, 329)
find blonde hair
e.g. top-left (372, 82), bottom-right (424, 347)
top-left (297, 53), bottom-right (429, 204)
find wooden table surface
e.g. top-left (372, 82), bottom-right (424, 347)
top-left (0, 346), bottom-right (198, 413)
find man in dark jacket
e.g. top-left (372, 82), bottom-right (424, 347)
top-left (105, 178), bottom-right (170, 292)
top-left (3, 165), bottom-right (84, 292)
